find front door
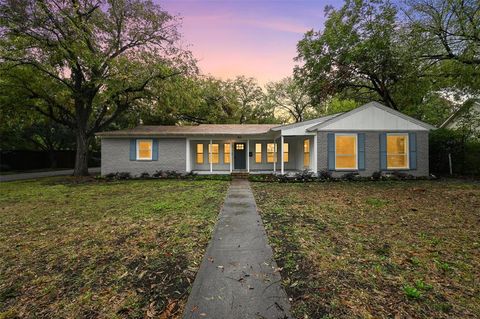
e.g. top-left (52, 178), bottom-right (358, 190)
top-left (234, 143), bottom-right (246, 170)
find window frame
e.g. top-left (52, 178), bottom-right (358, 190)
top-left (196, 143), bottom-right (204, 164)
top-left (386, 133), bottom-right (409, 170)
top-left (283, 143), bottom-right (289, 163)
top-left (208, 143), bottom-right (219, 164)
top-left (136, 139), bottom-right (153, 161)
top-left (255, 143), bottom-right (262, 163)
top-left (224, 143), bottom-right (231, 164)
top-left (303, 139), bottom-right (310, 168)
top-left (266, 143), bottom-right (277, 163)
top-left (334, 133), bottom-right (358, 170)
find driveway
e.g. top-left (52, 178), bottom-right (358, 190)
top-left (0, 167), bottom-right (101, 182)
top-left (183, 179), bottom-right (291, 319)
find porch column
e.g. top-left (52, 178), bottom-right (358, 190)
top-left (185, 138), bottom-right (191, 172)
top-left (313, 134), bottom-right (318, 174)
top-left (229, 142), bottom-right (233, 172)
top-left (209, 139), bottom-right (213, 173)
top-left (280, 135), bottom-right (284, 175)
top-left (273, 138), bottom-right (276, 174)
top-left (246, 139), bottom-right (250, 172)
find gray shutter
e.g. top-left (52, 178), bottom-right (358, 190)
top-left (409, 132), bottom-right (417, 169)
top-left (327, 133), bottom-right (335, 171)
top-left (152, 139), bottom-right (159, 161)
top-left (130, 139), bottom-right (136, 161)
top-left (380, 133), bottom-right (387, 170)
top-left (358, 133), bottom-right (365, 170)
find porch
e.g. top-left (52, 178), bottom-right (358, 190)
top-left (186, 134), bottom-right (318, 175)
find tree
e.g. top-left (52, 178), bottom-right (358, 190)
top-left (143, 76), bottom-right (241, 125)
top-left (0, 0), bottom-right (192, 175)
top-left (228, 76), bottom-right (274, 123)
top-left (265, 77), bottom-right (314, 123)
top-left (295, 0), bottom-right (422, 110)
top-left (0, 75), bottom-right (76, 158)
top-left (406, 0), bottom-right (480, 65)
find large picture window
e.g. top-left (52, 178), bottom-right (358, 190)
top-left (303, 139), bottom-right (310, 167)
top-left (209, 143), bottom-right (219, 164)
top-left (136, 139), bottom-right (153, 160)
top-left (224, 143), bottom-right (231, 164)
top-left (196, 144), bottom-right (204, 164)
top-left (255, 143), bottom-right (262, 163)
top-left (335, 134), bottom-right (357, 169)
top-left (387, 133), bottom-right (409, 169)
top-left (267, 143), bottom-right (276, 163)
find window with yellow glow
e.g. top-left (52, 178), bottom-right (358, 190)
top-left (335, 135), bottom-right (357, 169)
top-left (136, 139), bottom-right (152, 160)
top-left (283, 143), bottom-right (289, 162)
top-left (267, 143), bottom-right (276, 163)
top-left (209, 144), bottom-right (219, 164)
top-left (303, 139), bottom-right (310, 167)
top-left (387, 134), bottom-right (408, 169)
top-left (255, 143), bottom-right (262, 163)
top-left (224, 143), bottom-right (231, 164)
top-left (235, 144), bottom-right (244, 150)
top-left (196, 144), bottom-right (204, 164)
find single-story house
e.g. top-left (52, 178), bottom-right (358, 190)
top-left (97, 102), bottom-right (435, 177)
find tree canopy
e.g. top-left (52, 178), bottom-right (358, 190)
top-left (0, 0), bottom-right (194, 175)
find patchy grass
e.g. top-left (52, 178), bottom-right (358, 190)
top-left (0, 177), bottom-right (228, 319)
top-left (252, 180), bottom-right (480, 318)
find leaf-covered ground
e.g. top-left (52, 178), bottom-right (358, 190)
top-left (0, 177), bottom-right (228, 319)
top-left (252, 180), bottom-right (480, 318)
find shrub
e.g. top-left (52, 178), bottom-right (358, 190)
top-left (104, 172), bottom-right (117, 179)
top-left (430, 128), bottom-right (480, 176)
top-left (139, 172), bottom-right (150, 179)
top-left (249, 174), bottom-right (276, 182)
top-left (371, 171), bottom-right (382, 181)
top-left (293, 170), bottom-right (315, 182)
top-left (341, 172), bottom-right (359, 181)
top-left (276, 174), bottom-right (291, 183)
top-left (318, 169), bottom-right (332, 181)
top-left (116, 172), bottom-right (131, 180)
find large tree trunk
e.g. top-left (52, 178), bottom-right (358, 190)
top-left (74, 130), bottom-right (91, 176)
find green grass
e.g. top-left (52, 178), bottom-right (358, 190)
top-left (252, 180), bottom-right (480, 319)
top-left (0, 177), bottom-right (228, 319)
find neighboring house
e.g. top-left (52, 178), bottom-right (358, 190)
top-left (97, 102), bottom-right (435, 177)
top-left (440, 101), bottom-right (480, 134)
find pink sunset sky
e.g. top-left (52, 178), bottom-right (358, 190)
top-left (160, 0), bottom-right (338, 85)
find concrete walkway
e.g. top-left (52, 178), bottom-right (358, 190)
top-left (183, 179), bottom-right (291, 319)
top-left (0, 167), bottom-right (100, 182)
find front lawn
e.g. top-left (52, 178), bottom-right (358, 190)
top-left (0, 177), bottom-right (228, 319)
top-left (253, 180), bottom-right (480, 318)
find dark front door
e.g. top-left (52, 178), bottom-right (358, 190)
top-left (234, 143), bottom-right (246, 170)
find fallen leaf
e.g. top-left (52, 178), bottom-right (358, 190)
top-left (159, 300), bottom-right (176, 319)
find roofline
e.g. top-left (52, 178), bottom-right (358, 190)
top-left (271, 113), bottom-right (343, 131)
top-left (95, 132), bottom-right (278, 138)
top-left (306, 101), bottom-right (436, 131)
top-left (440, 101), bottom-right (480, 128)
